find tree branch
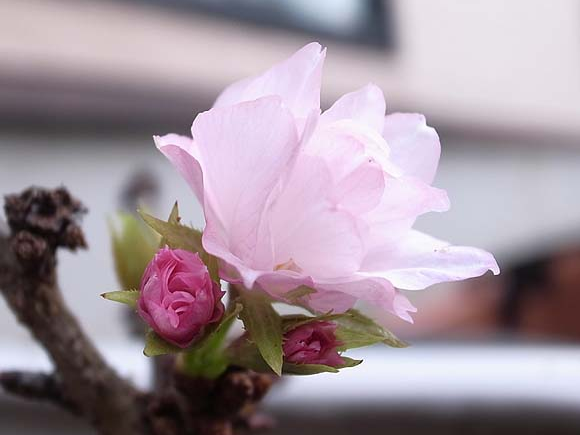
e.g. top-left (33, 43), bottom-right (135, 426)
top-left (0, 188), bottom-right (145, 435)
top-left (0, 371), bottom-right (78, 414)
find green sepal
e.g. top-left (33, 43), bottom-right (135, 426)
top-left (339, 356), bottom-right (364, 368)
top-left (283, 357), bottom-right (362, 375)
top-left (180, 303), bottom-right (243, 379)
top-left (238, 291), bottom-right (283, 376)
top-left (139, 209), bottom-right (203, 253)
top-left (143, 330), bottom-right (181, 357)
top-left (138, 208), bottom-right (220, 283)
top-left (101, 289), bottom-right (139, 308)
top-left (109, 213), bottom-right (159, 290)
top-left (335, 309), bottom-right (408, 350)
top-left (167, 201), bottom-right (180, 225)
top-left (227, 336), bottom-right (272, 373)
top-left (282, 363), bottom-right (340, 375)
top-left (204, 255), bottom-right (220, 287)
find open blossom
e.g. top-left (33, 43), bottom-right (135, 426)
top-left (154, 43), bottom-right (499, 324)
top-left (283, 321), bottom-right (343, 367)
top-left (138, 247), bottom-right (225, 348)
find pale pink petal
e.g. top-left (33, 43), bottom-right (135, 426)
top-left (307, 289), bottom-right (357, 314)
top-left (255, 272), bottom-right (314, 299)
top-left (203, 222), bottom-right (303, 293)
top-left (306, 123), bottom-right (386, 215)
top-left (361, 230), bottom-right (500, 290)
top-left (364, 175), bottom-right (450, 252)
top-left (383, 113), bottom-right (441, 184)
top-left (391, 291), bottom-right (418, 322)
top-left (333, 160), bottom-right (385, 215)
top-left (299, 108), bottom-right (320, 147)
top-left (214, 43), bottom-right (326, 122)
top-left (358, 291), bottom-right (418, 327)
top-left (369, 175), bottom-right (449, 223)
top-left (205, 229), bottom-right (313, 293)
top-left (321, 83), bottom-right (386, 132)
top-left (308, 119), bottom-right (398, 178)
top-left (267, 155), bottom-right (365, 278)
top-left (312, 277), bottom-right (416, 322)
top-left (154, 134), bottom-right (204, 203)
top-left (193, 96), bottom-right (299, 266)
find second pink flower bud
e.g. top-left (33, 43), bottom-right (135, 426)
top-left (137, 247), bottom-right (225, 348)
top-left (283, 321), bottom-right (344, 367)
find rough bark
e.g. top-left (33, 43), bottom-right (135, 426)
top-left (0, 187), bottom-right (145, 435)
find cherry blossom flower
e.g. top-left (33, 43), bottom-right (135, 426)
top-left (154, 43), bottom-right (499, 323)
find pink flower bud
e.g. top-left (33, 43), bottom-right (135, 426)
top-left (137, 247), bottom-right (225, 348)
top-left (283, 321), bottom-right (344, 366)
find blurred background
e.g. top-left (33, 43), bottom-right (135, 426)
top-left (1, 0), bottom-right (580, 433)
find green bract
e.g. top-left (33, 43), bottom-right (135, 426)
top-left (238, 291), bottom-right (284, 376)
top-left (101, 289), bottom-right (139, 308)
top-left (180, 303), bottom-right (243, 379)
top-left (334, 309), bottom-right (408, 350)
top-left (138, 205), bottom-right (219, 283)
top-left (109, 213), bottom-right (158, 290)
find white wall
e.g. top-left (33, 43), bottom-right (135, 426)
top-left (1, 0), bottom-right (580, 138)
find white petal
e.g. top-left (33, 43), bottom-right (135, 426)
top-left (268, 155), bottom-right (365, 278)
top-left (362, 230), bottom-right (500, 290)
top-left (154, 134), bottom-right (204, 203)
top-left (312, 276), bottom-right (416, 322)
top-left (193, 96), bottom-right (300, 267)
top-left (322, 83), bottom-right (386, 132)
top-left (383, 113), bottom-right (441, 184)
top-left (214, 42), bottom-right (326, 122)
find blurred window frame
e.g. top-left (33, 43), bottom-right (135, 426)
top-left (135, 0), bottom-right (393, 48)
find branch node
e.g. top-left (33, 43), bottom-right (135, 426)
top-left (4, 186), bottom-right (87, 251)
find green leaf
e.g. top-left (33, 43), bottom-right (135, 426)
top-left (138, 209), bottom-right (220, 283)
top-left (340, 356), bottom-right (364, 368)
top-left (283, 356), bottom-right (362, 375)
top-left (139, 210), bottom-right (204, 253)
top-left (143, 330), bottom-right (180, 357)
top-left (101, 289), bottom-right (139, 308)
top-left (167, 201), bottom-right (180, 225)
top-left (227, 336), bottom-right (273, 373)
top-left (181, 303), bottom-right (243, 379)
top-left (239, 291), bottom-right (283, 375)
top-left (282, 363), bottom-right (339, 375)
top-left (109, 213), bottom-right (159, 290)
top-left (159, 201), bottom-right (181, 247)
top-left (335, 309), bottom-right (408, 350)
top-left (202, 303), bottom-right (243, 353)
top-left (204, 254), bottom-right (220, 285)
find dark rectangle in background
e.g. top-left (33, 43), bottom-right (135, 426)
top-left (133, 0), bottom-right (393, 49)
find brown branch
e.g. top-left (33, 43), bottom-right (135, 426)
top-left (0, 371), bottom-right (79, 414)
top-left (0, 188), bottom-right (145, 435)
